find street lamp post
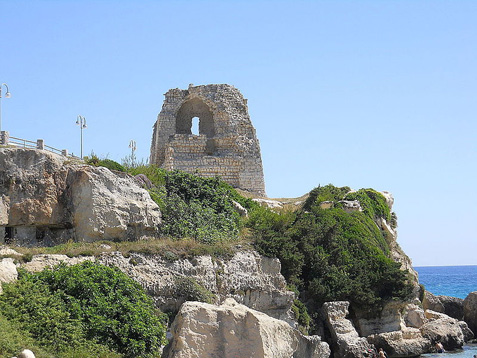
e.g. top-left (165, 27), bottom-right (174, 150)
top-left (129, 140), bottom-right (137, 167)
top-left (76, 115), bottom-right (87, 159)
top-left (0, 83), bottom-right (12, 133)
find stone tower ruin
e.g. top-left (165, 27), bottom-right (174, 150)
top-left (150, 84), bottom-right (266, 197)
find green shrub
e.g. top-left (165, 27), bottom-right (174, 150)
top-left (251, 184), bottom-right (413, 315)
top-left (84, 154), bottom-right (126, 172)
top-left (97, 159), bottom-right (126, 172)
top-left (302, 184), bottom-right (351, 211)
top-left (0, 314), bottom-right (52, 358)
top-left (175, 277), bottom-right (215, 304)
top-left (292, 299), bottom-right (311, 335)
top-left (344, 188), bottom-right (391, 222)
top-left (0, 262), bottom-right (167, 358)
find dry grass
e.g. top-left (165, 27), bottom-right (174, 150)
top-left (3, 236), bottom-right (255, 261)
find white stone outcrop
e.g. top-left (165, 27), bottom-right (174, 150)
top-left (98, 250), bottom-right (295, 323)
top-left (419, 314), bottom-right (465, 350)
top-left (464, 291), bottom-right (477, 334)
top-left (0, 257), bottom-right (18, 294)
top-left (17, 349), bottom-right (36, 358)
top-left (164, 298), bottom-right (330, 358)
top-left (67, 166), bottom-right (161, 241)
top-left (356, 301), bottom-right (404, 337)
top-left (0, 148), bottom-right (161, 245)
top-left (403, 304), bottom-right (428, 329)
top-left (367, 329), bottom-right (431, 357)
top-left (13, 250), bottom-right (295, 324)
top-left (21, 254), bottom-right (93, 273)
top-left (322, 301), bottom-right (374, 358)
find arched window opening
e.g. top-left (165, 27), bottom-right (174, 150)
top-left (176, 98), bottom-right (215, 138)
top-left (192, 117), bottom-right (199, 135)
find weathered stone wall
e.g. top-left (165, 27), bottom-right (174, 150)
top-left (150, 84), bottom-right (266, 197)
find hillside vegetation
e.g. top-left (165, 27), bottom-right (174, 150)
top-left (0, 161), bottom-right (413, 356)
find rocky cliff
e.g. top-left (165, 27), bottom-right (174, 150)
top-left (0, 147), bottom-right (474, 358)
top-left (0, 148), bottom-right (161, 245)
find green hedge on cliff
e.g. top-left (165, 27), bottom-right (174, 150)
top-left (0, 262), bottom-right (166, 358)
top-left (250, 184), bottom-right (413, 314)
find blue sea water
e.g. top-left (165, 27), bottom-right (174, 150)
top-left (414, 266), bottom-right (477, 357)
top-left (414, 265), bottom-right (477, 299)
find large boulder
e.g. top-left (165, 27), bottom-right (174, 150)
top-left (464, 292), bottom-right (477, 334)
top-left (367, 329), bottom-right (431, 357)
top-left (438, 295), bottom-right (465, 321)
top-left (66, 166), bottom-right (161, 241)
top-left (423, 291), bottom-right (445, 313)
top-left (164, 298), bottom-right (330, 358)
top-left (403, 304), bottom-right (428, 329)
top-left (423, 292), bottom-right (464, 320)
top-left (322, 301), bottom-right (374, 358)
top-left (0, 148), bottom-right (161, 245)
top-left (420, 314), bottom-right (464, 350)
top-left (356, 301), bottom-right (404, 336)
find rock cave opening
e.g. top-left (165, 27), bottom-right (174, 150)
top-left (4, 226), bottom-right (14, 244)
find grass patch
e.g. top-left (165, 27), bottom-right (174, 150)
top-left (4, 237), bottom-right (253, 262)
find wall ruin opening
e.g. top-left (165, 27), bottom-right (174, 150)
top-left (176, 98), bottom-right (215, 138)
top-left (191, 116), bottom-right (199, 135)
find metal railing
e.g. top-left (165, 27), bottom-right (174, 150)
top-left (9, 136), bottom-right (37, 149)
top-left (0, 131), bottom-right (76, 158)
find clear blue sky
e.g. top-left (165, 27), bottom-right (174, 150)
top-left (1, 1), bottom-right (476, 266)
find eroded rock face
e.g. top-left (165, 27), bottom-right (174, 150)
top-left (66, 166), bottom-right (161, 241)
top-left (367, 329), bottom-right (431, 358)
top-left (0, 148), bottom-right (161, 245)
top-left (423, 292), bottom-right (464, 320)
top-left (423, 291), bottom-right (444, 313)
top-left (403, 304), bottom-right (428, 329)
top-left (419, 315), bottom-right (465, 350)
top-left (164, 298), bottom-right (330, 358)
top-left (322, 301), bottom-right (374, 358)
top-left (437, 295), bottom-right (465, 321)
top-left (464, 291), bottom-right (477, 334)
top-left (356, 301), bottom-right (404, 337)
top-left (16, 250), bottom-right (295, 324)
top-left (98, 250), bottom-right (295, 324)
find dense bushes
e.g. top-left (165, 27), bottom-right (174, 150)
top-left (129, 167), bottom-right (257, 244)
top-left (85, 154), bottom-right (126, 172)
top-left (251, 184), bottom-right (413, 314)
top-left (0, 262), bottom-right (166, 358)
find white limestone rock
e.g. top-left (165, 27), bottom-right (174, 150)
top-left (164, 298), bottom-right (330, 358)
top-left (322, 301), bottom-right (374, 358)
top-left (419, 315), bottom-right (465, 350)
top-left (356, 301), bottom-right (404, 336)
top-left (367, 329), bottom-right (431, 357)
top-left (67, 165), bottom-right (161, 241)
top-left (97, 250), bottom-right (295, 324)
top-left (0, 148), bottom-right (161, 245)
top-left (21, 254), bottom-right (94, 273)
top-left (0, 257), bottom-right (18, 294)
top-left (404, 304), bottom-right (428, 328)
top-left (17, 349), bottom-right (35, 358)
